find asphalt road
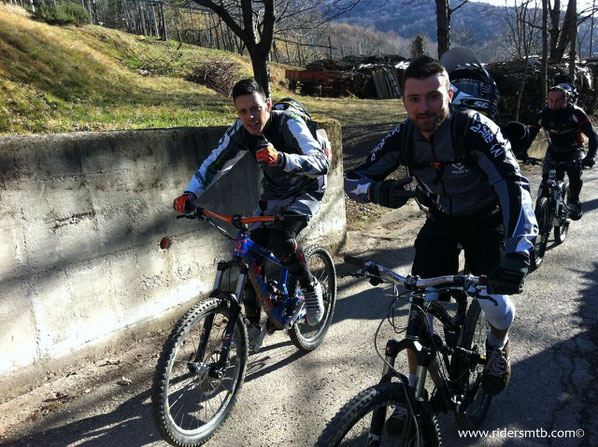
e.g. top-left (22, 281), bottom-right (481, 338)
top-left (2, 165), bottom-right (597, 447)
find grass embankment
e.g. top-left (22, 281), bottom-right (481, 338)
top-left (0, 4), bottom-right (404, 135)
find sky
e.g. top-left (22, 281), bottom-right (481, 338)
top-left (469, 0), bottom-right (595, 11)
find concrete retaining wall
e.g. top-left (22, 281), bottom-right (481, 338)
top-left (0, 120), bottom-right (345, 397)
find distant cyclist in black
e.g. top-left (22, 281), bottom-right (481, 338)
top-left (519, 85), bottom-right (597, 220)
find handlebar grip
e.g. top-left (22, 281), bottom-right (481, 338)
top-left (477, 275), bottom-right (487, 286)
top-left (344, 254), bottom-right (366, 267)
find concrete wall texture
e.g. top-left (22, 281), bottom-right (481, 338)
top-left (0, 120), bottom-right (345, 396)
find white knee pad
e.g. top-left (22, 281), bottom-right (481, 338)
top-left (476, 290), bottom-right (515, 330)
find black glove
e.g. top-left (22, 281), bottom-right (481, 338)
top-left (487, 254), bottom-right (529, 295)
top-left (369, 177), bottom-right (415, 209)
top-left (582, 156), bottom-right (595, 168)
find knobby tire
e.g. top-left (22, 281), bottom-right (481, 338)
top-left (531, 196), bottom-right (551, 271)
top-left (554, 182), bottom-right (570, 244)
top-left (288, 245), bottom-right (337, 352)
top-left (152, 298), bottom-right (248, 447)
top-left (454, 299), bottom-right (492, 430)
top-left (317, 382), bottom-right (442, 446)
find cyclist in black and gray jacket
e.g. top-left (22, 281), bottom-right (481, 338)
top-left (345, 57), bottom-right (538, 407)
top-left (518, 85), bottom-right (597, 220)
top-left (173, 79), bottom-right (331, 344)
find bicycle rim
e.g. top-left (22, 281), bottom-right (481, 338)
top-left (152, 298), bottom-right (248, 446)
top-left (455, 300), bottom-right (492, 430)
top-left (554, 184), bottom-right (570, 244)
top-left (531, 197), bottom-right (550, 270)
top-left (317, 382), bottom-right (441, 447)
top-left (288, 245), bottom-right (337, 352)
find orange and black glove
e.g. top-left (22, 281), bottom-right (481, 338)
top-left (256, 144), bottom-right (281, 166)
top-left (173, 192), bottom-right (196, 213)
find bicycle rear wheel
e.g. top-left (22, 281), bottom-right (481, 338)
top-left (554, 183), bottom-right (570, 244)
top-left (531, 196), bottom-right (551, 270)
top-left (152, 298), bottom-right (248, 447)
top-left (454, 299), bottom-right (492, 430)
top-left (288, 245), bottom-right (337, 352)
top-left (317, 382), bottom-right (441, 446)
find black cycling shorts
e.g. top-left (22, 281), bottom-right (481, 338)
top-left (412, 211), bottom-right (504, 278)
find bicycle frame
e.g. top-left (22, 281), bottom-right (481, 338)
top-left (185, 208), bottom-right (308, 374)
top-left (343, 256), bottom-right (488, 443)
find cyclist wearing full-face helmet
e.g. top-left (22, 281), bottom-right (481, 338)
top-left (449, 63), bottom-right (500, 119)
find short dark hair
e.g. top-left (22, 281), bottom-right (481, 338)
top-left (548, 85), bottom-right (567, 99)
top-left (232, 79), bottom-right (266, 100)
top-left (401, 56), bottom-right (449, 91)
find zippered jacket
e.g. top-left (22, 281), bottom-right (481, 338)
top-left (185, 110), bottom-right (330, 200)
top-left (345, 108), bottom-right (538, 258)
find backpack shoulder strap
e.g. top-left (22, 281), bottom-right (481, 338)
top-left (450, 109), bottom-right (475, 164)
top-left (399, 120), bottom-right (416, 168)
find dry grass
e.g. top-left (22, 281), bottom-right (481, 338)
top-left (0, 4), bottom-right (405, 136)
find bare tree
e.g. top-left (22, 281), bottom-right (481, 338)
top-left (504, 0), bottom-right (541, 120)
top-left (188, 0), bottom-right (377, 97)
top-left (434, 0), bottom-right (469, 57)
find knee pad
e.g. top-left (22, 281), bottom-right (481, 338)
top-left (270, 236), bottom-right (298, 261)
top-left (477, 291), bottom-right (515, 330)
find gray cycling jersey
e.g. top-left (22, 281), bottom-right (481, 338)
top-left (345, 109), bottom-right (538, 257)
top-left (185, 110), bottom-right (330, 201)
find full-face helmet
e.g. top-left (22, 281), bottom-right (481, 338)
top-left (449, 63), bottom-right (499, 118)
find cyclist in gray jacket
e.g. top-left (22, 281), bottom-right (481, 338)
top-left (173, 79), bottom-right (331, 343)
top-left (345, 57), bottom-right (538, 404)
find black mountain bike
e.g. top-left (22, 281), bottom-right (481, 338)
top-left (317, 255), bottom-right (492, 446)
top-left (527, 158), bottom-right (572, 270)
top-left (152, 207), bottom-right (336, 447)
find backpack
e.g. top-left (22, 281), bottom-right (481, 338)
top-left (273, 97), bottom-right (330, 157)
top-left (273, 97), bottom-right (319, 139)
top-left (399, 108), bottom-right (473, 171)
top-left (399, 109), bottom-right (474, 212)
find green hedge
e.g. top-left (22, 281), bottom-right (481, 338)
top-left (34, 0), bottom-right (91, 26)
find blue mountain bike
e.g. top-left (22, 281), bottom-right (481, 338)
top-left (152, 207), bottom-right (337, 447)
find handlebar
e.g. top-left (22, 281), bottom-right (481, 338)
top-left (343, 254), bottom-right (486, 290)
top-left (177, 206), bottom-right (309, 229)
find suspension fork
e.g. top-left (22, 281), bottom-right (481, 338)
top-left (194, 261), bottom-right (246, 373)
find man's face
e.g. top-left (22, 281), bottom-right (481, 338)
top-left (547, 91), bottom-right (567, 111)
top-left (403, 74), bottom-right (453, 139)
top-left (234, 92), bottom-right (271, 135)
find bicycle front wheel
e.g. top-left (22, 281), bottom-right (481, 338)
top-left (317, 382), bottom-right (441, 447)
top-left (531, 196), bottom-right (551, 270)
top-left (152, 298), bottom-right (248, 447)
top-left (554, 183), bottom-right (570, 244)
top-left (454, 299), bottom-right (492, 430)
top-left (288, 245), bottom-right (337, 352)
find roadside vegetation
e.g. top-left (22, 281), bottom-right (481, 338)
top-left (0, 4), bottom-right (404, 136)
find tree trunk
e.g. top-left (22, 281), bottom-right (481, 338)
top-left (568, 0), bottom-right (577, 80)
top-left (435, 0), bottom-right (450, 58)
top-left (249, 47), bottom-right (271, 98)
top-left (549, 0), bottom-right (560, 60)
top-left (542, 0), bottom-right (549, 105)
top-left (554, 0), bottom-right (576, 62)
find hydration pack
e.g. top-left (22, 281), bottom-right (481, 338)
top-left (273, 97), bottom-right (330, 155)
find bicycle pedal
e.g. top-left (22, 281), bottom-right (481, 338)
top-left (284, 300), bottom-right (306, 329)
